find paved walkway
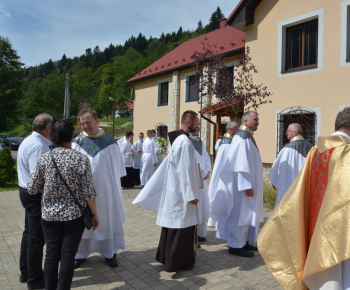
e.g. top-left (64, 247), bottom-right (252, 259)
top-left (0, 188), bottom-right (282, 290)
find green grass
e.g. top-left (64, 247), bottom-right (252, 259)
top-left (99, 118), bottom-right (133, 126)
top-left (74, 123), bottom-right (134, 139)
top-left (0, 163), bottom-right (19, 192)
top-left (1, 121), bottom-right (32, 137)
top-left (263, 180), bottom-right (277, 211)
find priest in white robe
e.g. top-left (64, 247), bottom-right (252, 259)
top-left (132, 132), bottom-right (144, 186)
top-left (151, 130), bottom-right (164, 172)
top-left (140, 130), bottom-right (157, 186)
top-left (211, 111), bottom-right (263, 258)
top-left (72, 109), bottom-right (126, 269)
top-left (133, 110), bottom-right (201, 272)
top-left (208, 121), bottom-right (239, 228)
top-left (214, 132), bottom-right (224, 151)
top-left (120, 131), bottom-right (134, 188)
top-left (189, 124), bottom-right (212, 241)
top-left (267, 123), bottom-right (313, 208)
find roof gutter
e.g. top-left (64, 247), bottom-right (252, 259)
top-left (126, 47), bottom-right (245, 85)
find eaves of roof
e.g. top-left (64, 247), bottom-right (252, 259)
top-left (127, 47), bottom-right (244, 85)
top-left (126, 25), bottom-right (245, 84)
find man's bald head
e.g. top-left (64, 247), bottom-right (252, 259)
top-left (32, 113), bottom-right (53, 132)
top-left (289, 123), bottom-right (302, 134)
top-left (286, 123), bottom-right (302, 140)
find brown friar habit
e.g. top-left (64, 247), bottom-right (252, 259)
top-left (155, 130), bottom-right (196, 272)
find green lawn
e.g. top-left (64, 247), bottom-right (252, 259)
top-left (1, 121), bottom-right (32, 137)
top-left (99, 118), bottom-right (133, 126)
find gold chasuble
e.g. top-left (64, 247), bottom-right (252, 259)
top-left (258, 135), bottom-right (350, 289)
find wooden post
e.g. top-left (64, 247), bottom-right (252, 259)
top-left (214, 114), bottom-right (221, 159)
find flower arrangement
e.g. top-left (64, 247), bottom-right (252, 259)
top-left (156, 137), bottom-right (169, 148)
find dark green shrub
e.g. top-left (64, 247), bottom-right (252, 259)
top-left (0, 147), bottom-right (17, 187)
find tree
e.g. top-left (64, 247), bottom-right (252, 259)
top-left (25, 74), bottom-right (66, 118)
top-left (191, 44), bottom-right (272, 114)
top-left (176, 27), bottom-right (183, 41)
top-left (0, 147), bottom-right (16, 187)
top-left (196, 20), bottom-right (203, 33)
top-left (206, 6), bottom-right (225, 31)
top-left (44, 59), bottom-right (55, 75)
top-left (60, 54), bottom-right (67, 68)
top-left (0, 36), bottom-right (24, 131)
top-left (91, 84), bottom-right (114, 118)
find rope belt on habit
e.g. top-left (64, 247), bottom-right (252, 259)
top-left (194, 224), bottom-right (198, 260)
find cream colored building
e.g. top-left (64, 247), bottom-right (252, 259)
top-left (227, 0), bottom-right (350, 163)
top-left (128, 0), bottom-right (350, 163)
top-left (127, 22), bottom-right (245, 156)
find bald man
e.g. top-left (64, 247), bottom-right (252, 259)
top-left (267, 123), bottom-right (313, 208)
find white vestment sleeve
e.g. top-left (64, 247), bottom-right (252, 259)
top-left (150, 142), bottom-right (157, 164)
top-left (177, 144), bottom-right (198, 203)
top-left (236, 172), bottom-right (252, 191)
top-left (119, 141), bottom-right (129, 159)
top-left (132, 157), bottom-right (168, 212)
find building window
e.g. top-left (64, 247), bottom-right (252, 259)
top-left (341, 0), bottom-right (350, 67)
top-left (157, 79), bottom-right (170, 107)
top-left (213, 61), bottom-right (236, 99)
top-left (277, 9), bottom-right (324, 77)
top-left (156, 125), bottom-right (168, 139)
top-left (286, 20), bottom-right (318, 71)
top-left (185, 75), bottom-right (199, 102)
top-left (276, 107), bottom-right (320, 158)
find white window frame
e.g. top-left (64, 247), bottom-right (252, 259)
top-left (277, 9), bottom-right (324, 77)
top-left (274, 107), bottom-right (321, 160)
top-left (213, 60), bottom-right (237, 99)
top-left (341, 0), bottom-right (350, 67)
top-left (184, 72), bottom-right (200, 104)
top-left (156, 78), bottom-right (171, 107)
top-left (340, 105), bottom-right (350, 111)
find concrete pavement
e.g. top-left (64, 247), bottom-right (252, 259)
top-left (0, 187), bottom-right (282, 290)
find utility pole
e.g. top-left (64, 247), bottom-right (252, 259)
top-left (109, 97), bottom-right (116, 138)
top-left (63, 73), bottom-right (70, 119)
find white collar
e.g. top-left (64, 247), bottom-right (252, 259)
top-left (331, 131), bottom-right (350, 139)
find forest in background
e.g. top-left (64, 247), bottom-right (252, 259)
top-left (18, 7), bottom-right (225, 124)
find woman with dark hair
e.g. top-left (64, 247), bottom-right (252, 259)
top-left (27, 118), bottom-right (99, 290)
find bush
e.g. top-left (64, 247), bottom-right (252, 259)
top-left (0, 147), bottom-right (17, 187)
top-left (263, 180), bottom-right (277, 210)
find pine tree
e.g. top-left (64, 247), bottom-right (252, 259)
top-left (196, 20), bottom-right (203, 33)
top-left (207, 6), bottom-right (225, 31)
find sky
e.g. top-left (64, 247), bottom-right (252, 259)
top-left (0, 0), bottom-right (240, 68)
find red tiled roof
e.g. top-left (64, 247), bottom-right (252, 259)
top-left (126, 25), bottom-right (245, 84)
top-left (117, 100), bottom-right (134, 110)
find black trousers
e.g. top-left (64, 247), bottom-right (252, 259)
top-left (133, 168), bottom-right (141, 185)
top-left (121, 167), bottom-right (134, 188)
top-left (41, 216), bottom-right (85, 290)
top-left (19, 187), bottom-right (45, 286)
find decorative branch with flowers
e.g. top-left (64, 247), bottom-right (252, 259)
top-left (190, 42), bottom-right (272, 115)
top-left (156, 137), bottom-right (169, 149)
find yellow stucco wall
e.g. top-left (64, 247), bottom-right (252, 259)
top-left (244, 0), bottom-right (350, 163)
top-left (133, 73), bottom-right (173, 138)
top-left (133, 56), bottom-right (240, 154)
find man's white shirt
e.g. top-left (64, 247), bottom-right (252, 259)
top-left (17, 131), bottom-right (52, 188)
